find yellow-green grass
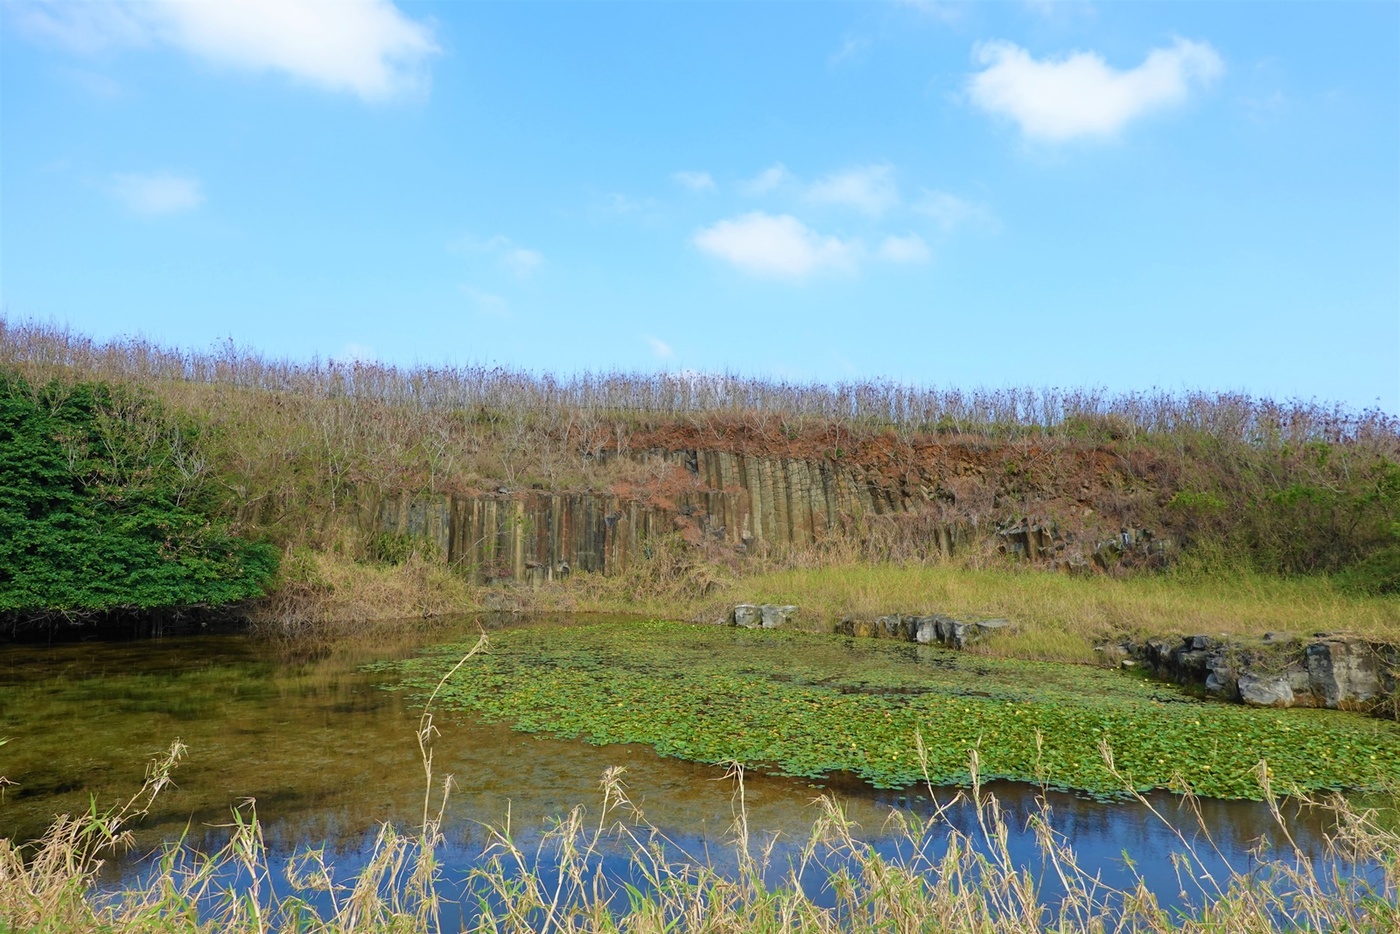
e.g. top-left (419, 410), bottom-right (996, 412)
top-left (252, 543), bottom-right (1400, 665)
top-left (556, 561), bottom-right (1400, 664)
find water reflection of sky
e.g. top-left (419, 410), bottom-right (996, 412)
top-left (0, 617), bottom-right (1375, 919)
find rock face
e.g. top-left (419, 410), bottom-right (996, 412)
top-left (1106, 633), bottom-right (1398, 718)
top-left (1237, 674), bottom-right (1295, 708)
top-left (1305, 640), bottom-right (1385, 710)
top-left (352, 446), bottom-right (1158, 585)
top-left (729, 604), bottom-right (797, 629)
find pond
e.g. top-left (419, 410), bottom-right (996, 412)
top-left (0, 614), bottom-right (1388, 917)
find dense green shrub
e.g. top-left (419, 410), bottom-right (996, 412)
top-left (1155, 435), bottom-right (1400, 580)
top-left (0, 374), bottom-right (277, 616)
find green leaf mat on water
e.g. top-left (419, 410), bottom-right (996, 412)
top-left (372, 620), bottom-right (1400, 800)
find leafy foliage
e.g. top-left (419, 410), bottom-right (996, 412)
top-left (378, 620), bottom-right (1400, 800)
top-left (0, 373), bottom-right (277, 615)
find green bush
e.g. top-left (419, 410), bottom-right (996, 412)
top-left (0, 374), bottom-right (277, 616)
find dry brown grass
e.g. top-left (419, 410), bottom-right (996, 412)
top-left (249, 543), bottom-right (480, 638)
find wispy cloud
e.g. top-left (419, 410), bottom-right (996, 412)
top-left (109, 171), bottom-right (204, 215)
top-left (829, 37), bottom-right (872, 68)
top-left (693, 212), bottom-right (859, 280)
top-left (878, 234), bottom-right (931, 265)
top-left (740, 163), bottom-right (793, 196)
top-left (805, 164), bottom-right (899, 216)
top-left (1021, 0), bottom-right (1096, 20)
top-left (15, 0), bottom-right (439, 102)
top-left (967, 38), bottom-right (1224, 141)
top-left (644, 336), bottom-right (674, 359)
top-left (897, 0), bottom-right (964, 24)
top-left (449, 234), bottom-right (543, 278)
top-left (672, 170), bottom-right (716, 192)
top-left (913, 189), bottom-right (999, 234)
top-left (500, 246), bottom-right (542, 277)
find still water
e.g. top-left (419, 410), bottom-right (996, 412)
top-left (0, 614), bottom-right (1355, 912)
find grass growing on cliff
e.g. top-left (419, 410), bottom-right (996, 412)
top-left (375, 620), bottom-right (1400, 800)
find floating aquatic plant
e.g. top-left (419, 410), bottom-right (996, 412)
top-left (374, 620), bottom-right (1400, 800)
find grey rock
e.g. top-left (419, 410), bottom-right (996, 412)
top-left (1306, 640), bottom-right (1383, 709)
top-left (876, 615), bottom-right (905, 640)
top-left (1176, 649), bottom-right (1213, 679)
top-left (945, 618), bottom-right (1011, 649)
top-left (973, 619), bottom-right (1012, 642)
top-left (936, 615), bottom-right (957, 645)
top-left (732, 604), bottom-right (762, 628)
top-left (1144, 637), bottom-right (1184, 675)
top-left (760, 604), bottom-right (798, 629)
top-left (1239, 674), bottom-right (1295, 707)
top-left (913, 616), bottom-right (940, 645)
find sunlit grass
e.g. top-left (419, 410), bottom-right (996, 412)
top-left (551, 560), bottom-right (1400, 665)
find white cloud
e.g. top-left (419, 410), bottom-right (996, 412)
top-left (672, 170), bottom-right (716, 192)
top-left (967, 38), bottom-right (1224, 141)
top-left (644, 336), bottom-right (674, 359)
top-left (15, 0), bottom-right (438, 102)
top-left (740, 163), bottom-right (793, 196)
top-left (805, 164), bottom-right (899, 216)
top-left (693, 212), bottom-right (859, 280)
top-left (109, 172), bottom-right (203, 215)
top-left (450, 234), bottom-right (543, 278)
top-left (878, 234), bottom-right (931, 264)
top-left (913, 189), bottom-right (999, 233)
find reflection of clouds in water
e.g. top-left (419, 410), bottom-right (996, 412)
top-left (4, 616), bottom-right (1347, 914)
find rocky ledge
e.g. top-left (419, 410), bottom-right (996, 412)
top-left (1099, 634), bottom-right (1399, 718)
top-left (724, 604), bottom-right (1012, 650)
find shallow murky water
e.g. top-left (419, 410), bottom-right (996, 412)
top-left (0, 615), bottom-right (1360, 910)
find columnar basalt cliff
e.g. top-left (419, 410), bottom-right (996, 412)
top-left (362, 436), bottom-right (1164, 583)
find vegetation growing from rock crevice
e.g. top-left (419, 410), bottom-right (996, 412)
top-left (0, 373), bottom-right (277, 620)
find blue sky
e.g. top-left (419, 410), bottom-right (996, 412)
top-left (3, 1), bottom-right (1397, 411)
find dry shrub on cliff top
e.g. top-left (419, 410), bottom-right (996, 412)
top-left (7, 319), bottom-right (1394, 445)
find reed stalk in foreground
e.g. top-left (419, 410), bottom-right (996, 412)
top-left (2, 723), bottom-right (1397, 931)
